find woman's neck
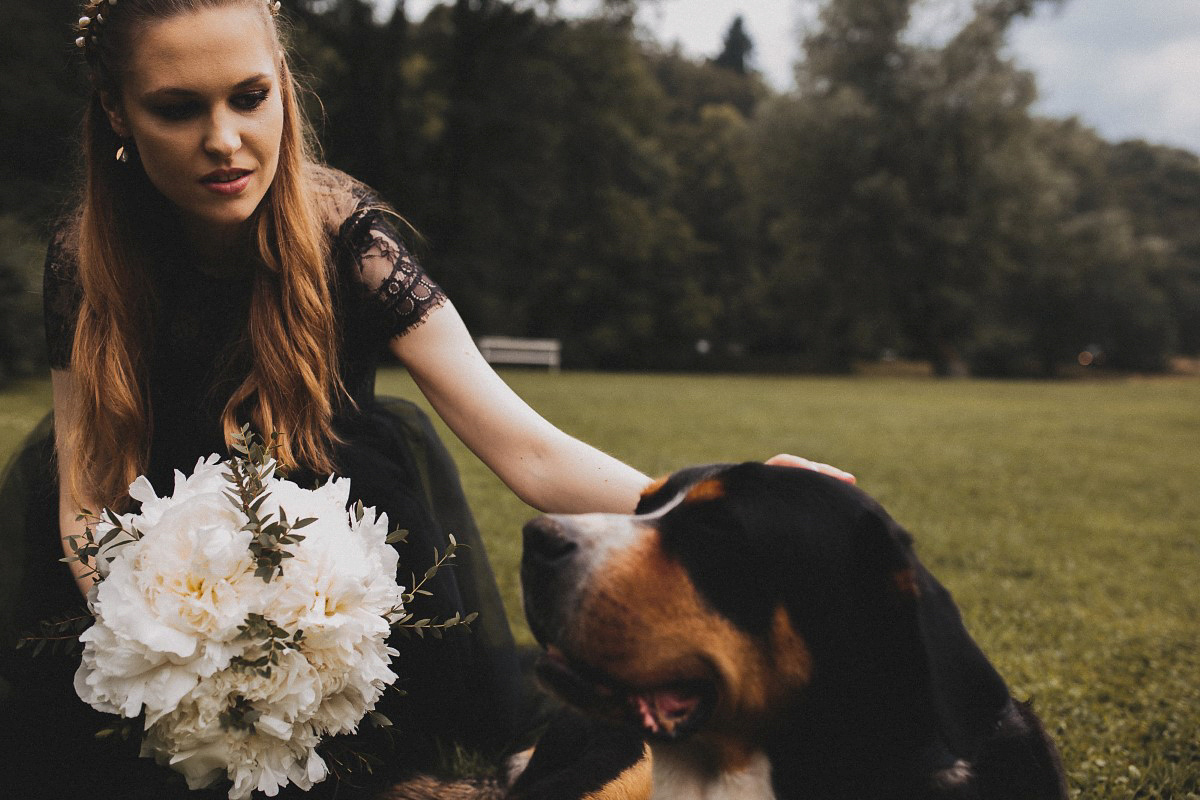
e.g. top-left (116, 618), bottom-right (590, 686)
top-left (180, 216), bottom-right (255, 278)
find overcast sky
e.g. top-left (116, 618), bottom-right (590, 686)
top-left (391, 0), bottom-right (1200, 154)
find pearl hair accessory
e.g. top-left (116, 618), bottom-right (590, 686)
top-left (77, 0), bottom-right (282, 51)
top-left (75, 0), bottom-right (114, 50)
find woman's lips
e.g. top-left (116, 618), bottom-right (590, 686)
top-left (200, 169), bottom-right (253, 195)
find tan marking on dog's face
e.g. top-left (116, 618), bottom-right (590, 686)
top-left (683, 478), bottom-right (725, 505)
top-left (767, 605), bottom-right (813, 691)
top-left (892, 567), bottom-right (921, 598)
top-left (660, 606), bottom-right (813, 776)
top-left (641, 475), bottom-right (670, 499)
top-left (582, 743), bottom-right (653, 800)
top-left (566, 529), bottom-right (812, 755)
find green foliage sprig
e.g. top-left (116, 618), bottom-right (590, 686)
top-left (60, 507), bottom-right (141, 585)
top-left (219, 695), bottom-right (263, 734)
top-left (15, 609), bottom-right (93, 657)
top-left (229, 613), bottom-right (305, 680)
top-left (94, 718), bottom-right (138, 743)
top-left (20, 508), bottom-right (138, 653)
top-left (318, 739), bottom-right (388, 785)
top-left (387, 532), bottom-right (478, 639)
top-left (223, 426), bottom-right (316, 583)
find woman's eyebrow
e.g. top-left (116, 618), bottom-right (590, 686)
top-left (142, 73), bottom-right (273, 101)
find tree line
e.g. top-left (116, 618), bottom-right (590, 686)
top-left (2, 0), bottom-right (1197, 380)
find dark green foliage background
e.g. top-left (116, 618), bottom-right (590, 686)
top-left (2, 0), bottom-right (1199, 380)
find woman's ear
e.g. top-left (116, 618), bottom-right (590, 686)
top-left (100, 91), bottom-right (130, 138)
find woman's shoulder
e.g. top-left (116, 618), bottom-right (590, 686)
top-left (44, 211), bottom-right (82, 271)
top-left (307, 164), bottom-right (390, 234)
top-left (305, 167), bottom-right (446, 336)
top-left (307, 165), bottom-right (422, 270)
top-left (43, 211), bottom-right (84, 300)
top-left (43, 211), bottom-right (84, 369)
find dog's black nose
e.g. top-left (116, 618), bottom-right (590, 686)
top-left (522, 516), bottom-right (578, 564)
top-left (522, 516), bottom-right (589, 646)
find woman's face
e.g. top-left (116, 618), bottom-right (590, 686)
top-left (105, 4), bottom-right (285, 241)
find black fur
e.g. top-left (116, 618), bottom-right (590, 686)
top-left (507, 710), bottom-right (646, 800)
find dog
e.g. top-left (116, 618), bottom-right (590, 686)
top-left (519, 462), bottom-right (1068, 799)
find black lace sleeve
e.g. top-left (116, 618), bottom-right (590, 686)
top-left (43, 230), bottom-right (83, 369)
top-left (335, 201), bottom-right (447, 339)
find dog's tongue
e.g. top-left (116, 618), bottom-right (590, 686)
top-left (631, 689), bottom-right (701, 736)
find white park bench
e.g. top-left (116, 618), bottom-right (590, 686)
top-left (476, 336), bottom-right (562, 371)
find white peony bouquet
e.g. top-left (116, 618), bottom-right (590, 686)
top-left (56, 430), bottom-right (471, 799)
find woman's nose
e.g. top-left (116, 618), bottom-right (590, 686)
top-left (203, 110), bottom-right (241, 158)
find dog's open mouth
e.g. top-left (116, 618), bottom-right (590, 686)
top-left (535, 646), bottom-right (717, 741)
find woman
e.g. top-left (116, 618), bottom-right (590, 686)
top-left (0, 1), bottom-right (848, 796)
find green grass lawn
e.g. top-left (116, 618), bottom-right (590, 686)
top-left (3, 371), bottom-right (1197, 799)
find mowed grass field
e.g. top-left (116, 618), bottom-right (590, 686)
top-left (3, 371), bottom-right (1197, 799)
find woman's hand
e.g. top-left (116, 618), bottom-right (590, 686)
top-left (765, 453), bottom-right (856, 484)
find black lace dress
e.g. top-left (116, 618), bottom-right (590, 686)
top-left (0, 186), bottom-right (527, 798)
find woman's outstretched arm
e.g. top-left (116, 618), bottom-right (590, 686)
top-left (391, 302), bottom-right (651, 514)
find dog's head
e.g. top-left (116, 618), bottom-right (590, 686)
top-left (521, 463), bottom-right (1010, 764)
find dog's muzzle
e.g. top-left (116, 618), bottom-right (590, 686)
top-left (521, 515), bottom-right (584, 645)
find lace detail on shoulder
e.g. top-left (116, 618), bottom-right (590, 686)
top-left (338, 203), bottom-right (447, 338)
top-left (43, 224), bottom-right (83, 369)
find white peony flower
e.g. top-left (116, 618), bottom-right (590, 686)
top-left (74, 452), bottom-right (407, 799)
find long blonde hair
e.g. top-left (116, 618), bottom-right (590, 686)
top-left (66, 0), bottom-right (343, 508)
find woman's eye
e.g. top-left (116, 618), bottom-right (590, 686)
top-left (151, 102), bottom-right (201, 121)
top-left (232, 90), bottom-right (270, 112)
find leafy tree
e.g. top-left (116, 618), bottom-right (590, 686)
top-left (0, 2), bottom-right (83, 380)
top-left (0, 217), bottom-right (51, 383)
top-left (747, 0), bottom-right (1065, 374)
top-left (713, 15), bottom-right (753, 76)
top-left (0, 0), bottom-right (86, 224)
top-left (287, 0), bottom-right (421, 200)
top-left (647, 48), bottom-right (769, 365)
top-left (1105, 140), bottom-right (1200, 356)
top-left (401, 3), bottom-right (706, 366)
top-left (2, 0), bottom-right (1193, 374)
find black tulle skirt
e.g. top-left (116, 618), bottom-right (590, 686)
top-left (0, 398), bottom-right (530, 799)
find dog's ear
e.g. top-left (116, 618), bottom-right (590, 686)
top-left (906, 553), bottom-right (1014, 756)
top-left (703, 464), bottom-right (1013, 758)
top-left (770, 468), bottom-right (1013, 761)
top-left (635, 464), bottom-right (734, 516)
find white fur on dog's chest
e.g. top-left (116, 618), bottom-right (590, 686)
top-left (652, 749), bottom-right (775, 800)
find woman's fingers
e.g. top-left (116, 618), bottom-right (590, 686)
top-left (765, 453), bottom-right (857, 484)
